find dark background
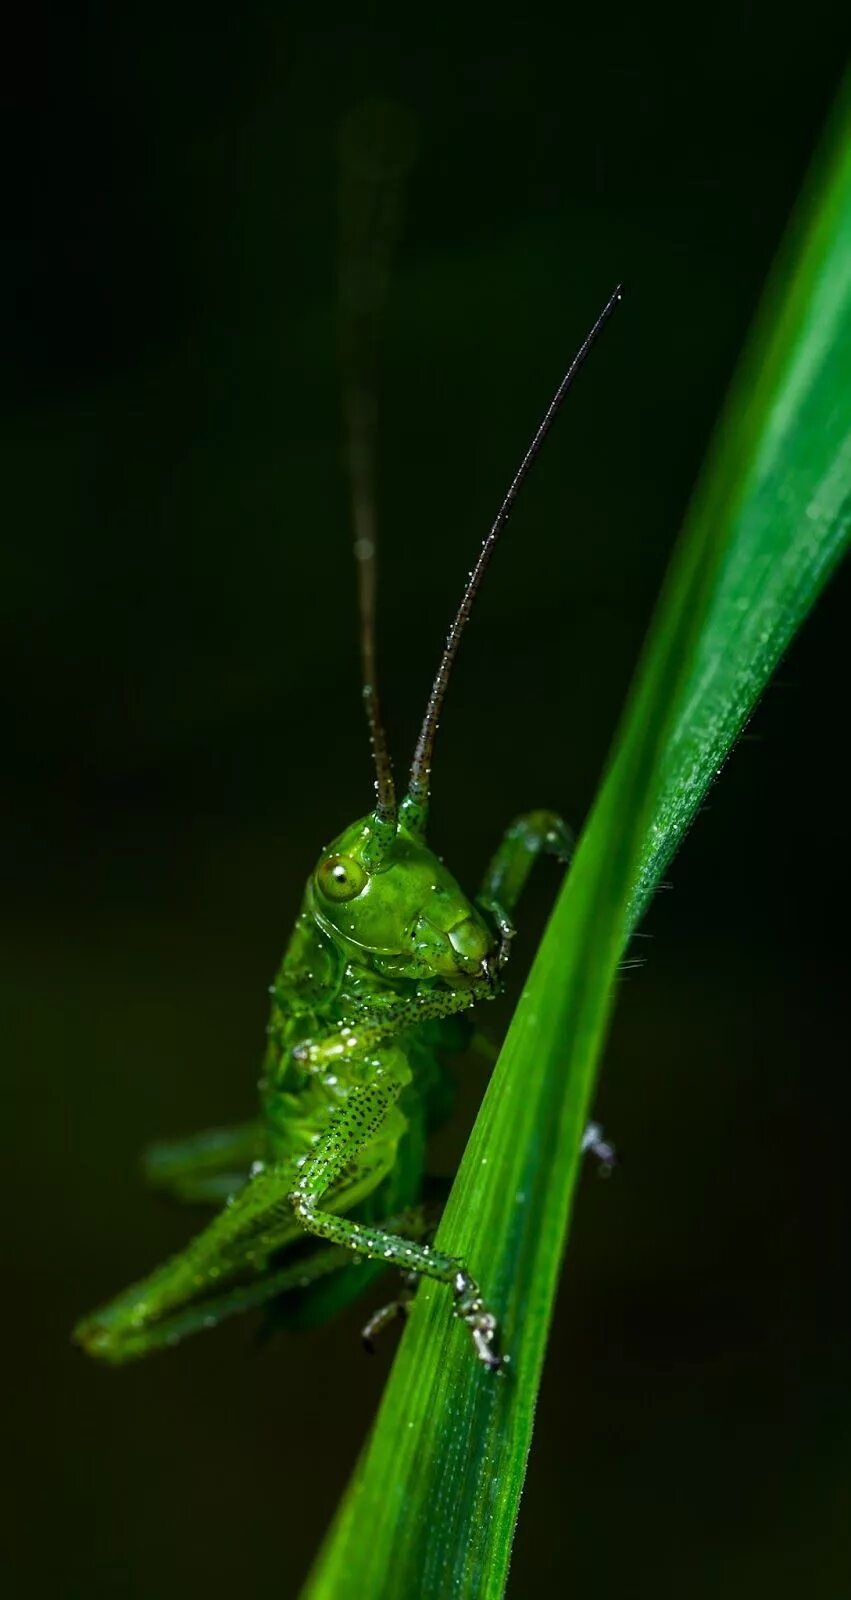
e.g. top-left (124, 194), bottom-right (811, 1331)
top-left (4, 7), bottom-right (850, 1596)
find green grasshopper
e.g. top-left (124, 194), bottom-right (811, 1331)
top-left (74, 120), bottom-right (621, 1372)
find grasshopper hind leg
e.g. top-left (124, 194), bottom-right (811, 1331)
top-left (75, 1116), bottom-right (404, 1364)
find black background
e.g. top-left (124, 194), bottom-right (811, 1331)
top-left (4, 7), bottom-right (850, 1596)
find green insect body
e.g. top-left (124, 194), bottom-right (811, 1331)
top-left (74, 112), bottom-right (621, 1368)
top-left (75, 801), bottom-right (572, 1369)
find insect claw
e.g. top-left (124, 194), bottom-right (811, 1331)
top-left (480, 950), bottom-right (504, 993)
top-left (471, 1325), bottom-right (506, 1372)
top-left (490, 914), bottom-right (515, 973)
top-left (452, 1270), bottom-right (505, 1371)
top-left (360, 1293), bottom-right (412, 1354)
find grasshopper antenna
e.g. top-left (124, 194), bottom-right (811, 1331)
top-left (403, 284), bottom-right (623, 832)
top-left (338, 102), bottom-right (418, 861)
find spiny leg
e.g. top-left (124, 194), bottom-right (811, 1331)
top-left (288, 1048), bottom-right (503, 1369)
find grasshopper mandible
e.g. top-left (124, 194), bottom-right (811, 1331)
top-left (74, 121), bottom-right (621, 1372)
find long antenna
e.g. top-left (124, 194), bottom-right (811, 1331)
top-left (338, 103), bottom-right (417, 832)
top-left (405, 285), bottom-right (623, 825)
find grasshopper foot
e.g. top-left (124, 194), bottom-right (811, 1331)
top-left (581, 1121), bottom-right (617, 1176)
top-left (453, 1270), bottom-right (505, 1372)
top-left (361, 1292), bottom-right (411, 1354)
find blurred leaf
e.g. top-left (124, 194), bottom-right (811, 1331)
top-left (303, 79), bottom-right (851, 1600)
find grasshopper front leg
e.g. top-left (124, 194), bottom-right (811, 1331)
top-left (287, 979), bottom-right (484, 1072)
top-left (477, 809), bottom-right (574, 963)
top-left (287, 1045), bottom-right (503, 1370)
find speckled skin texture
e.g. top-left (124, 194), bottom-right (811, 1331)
top-left (74, 809), bottom-right (571, 1368)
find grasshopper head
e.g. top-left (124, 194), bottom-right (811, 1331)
top-left (309, 815), bottom-right (497, 985)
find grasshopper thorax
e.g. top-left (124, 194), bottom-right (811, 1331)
top-left (309, 814), bottom-right (496, 985)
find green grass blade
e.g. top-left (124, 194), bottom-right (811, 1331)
top-left (304, 82), bottom-right (851, 1600)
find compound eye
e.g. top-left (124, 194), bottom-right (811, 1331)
top-left (316, 853), bottom-right (367, 903)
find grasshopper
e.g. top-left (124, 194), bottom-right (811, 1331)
top-left (74, 118), bottom-right (621, 1372)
